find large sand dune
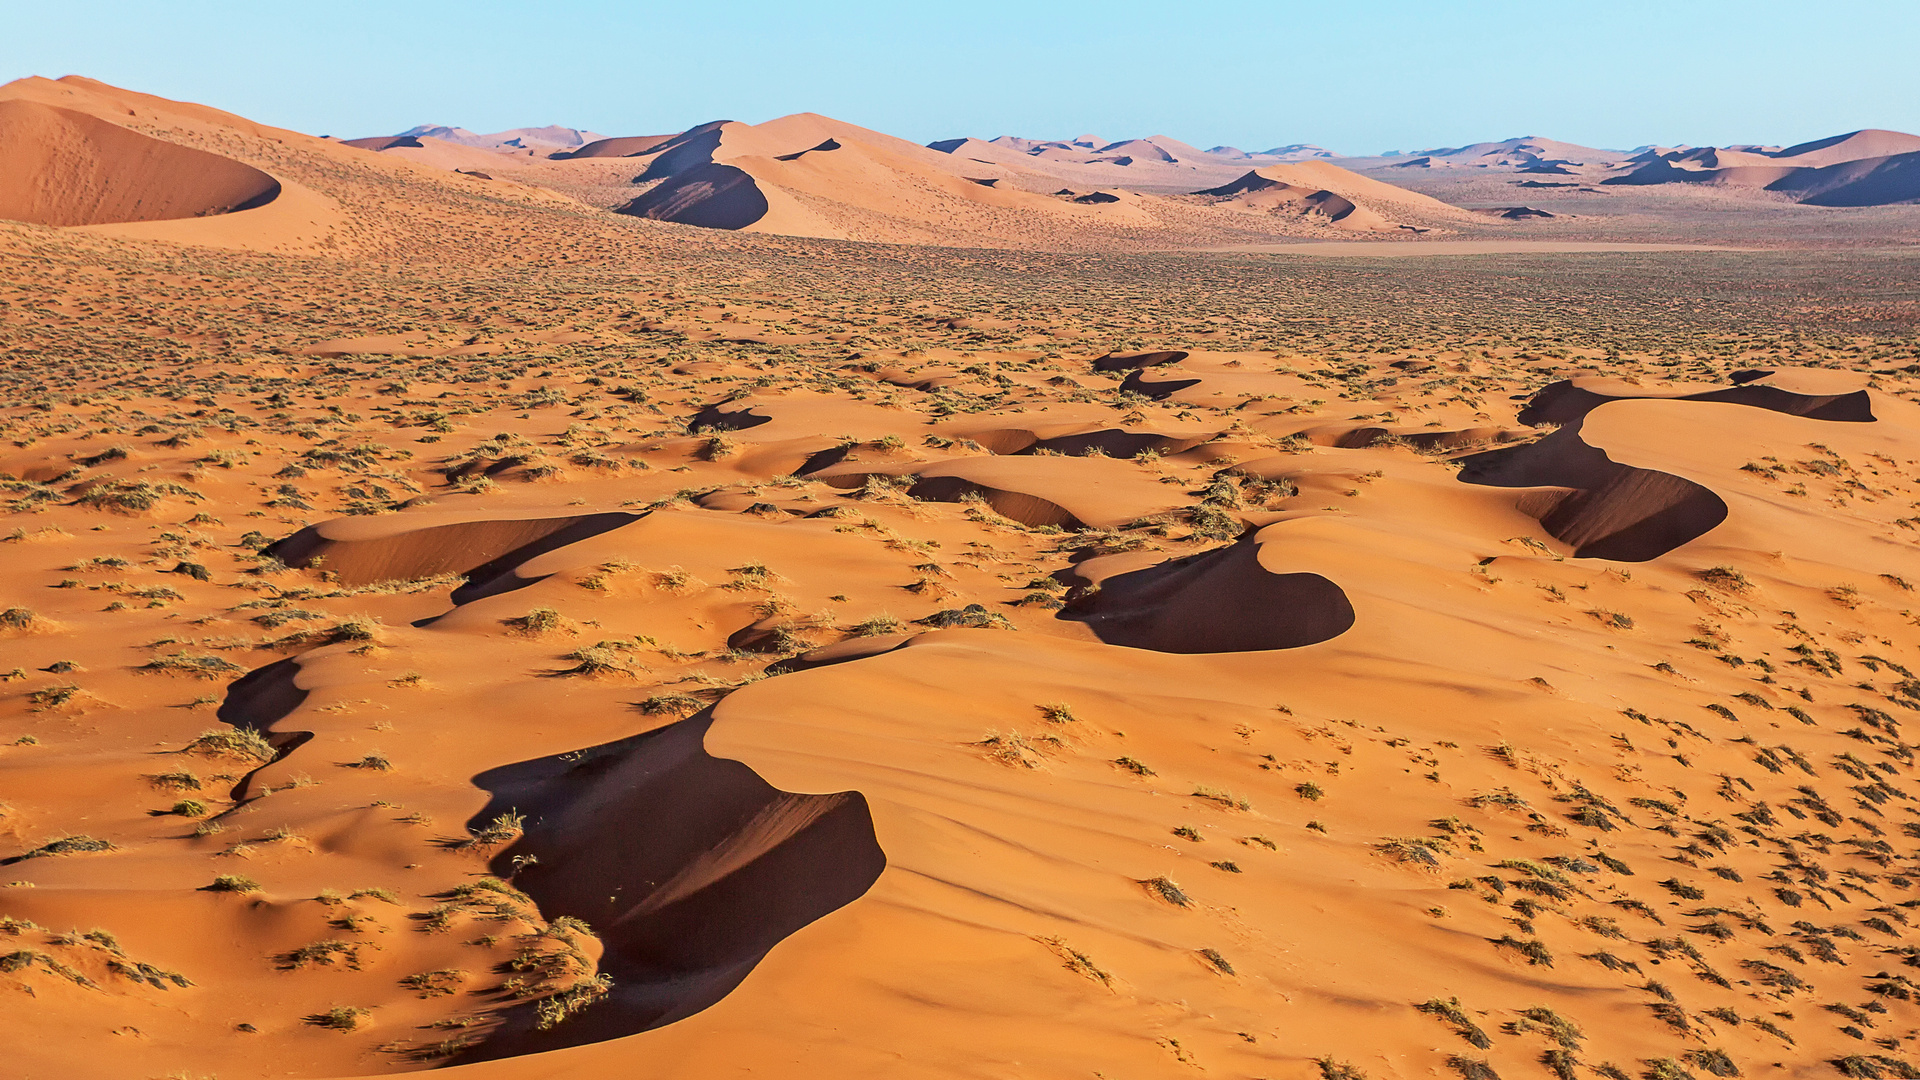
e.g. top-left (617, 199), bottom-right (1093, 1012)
top-left (1604, 128), bottom-right (1920, 205)
top-left (0, 98), bottom-right (280, 226)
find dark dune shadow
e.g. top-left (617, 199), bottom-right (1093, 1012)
top-left (1518, 377), bottom-right (1876, 426)
top-left (1019, 429), bottom-right (1211, 458)
top-left (211, 657), bottom-right (313, 801)
top-left (341, 135), bottom-right (423, 151)
top-left (617, 163), bottom-right (769, 230)
top-left (450, 513), bottom-right (647, 604)
top-left (631, 122), bottom-right (730, 182)
top-left (266, 512), bottom-right (640, 592)
top-left (1092, 350), bottom-right (1189, 373)
top-left (1061, 533), bottom-right (1354, 653)
top-left (688, 403), bottom-right (773, 432)
top-left (1119, 369), bottom-right (1202, 400)
top-left (907, 475), bottom-right (1085, 529)
top-left (774, 138), bottom-right (840, 161)
top-left (449, 713), bottom-right (885, 1060)
top-left (795, 443), bottom-right (851, 474)
top-left (217, 657), bottom-right (308, 731)
top-left (1457, 421), bottom-right (1728, 561)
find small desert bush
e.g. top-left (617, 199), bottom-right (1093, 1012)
top-left (0, 607), bottom-right (45, 632)
top-left (549, 647), bottom-right (629, 678)
top-left (26, 685), bottom-right (82, 711)
top-left (146, 769), bottom-right (202, 791)
top-left (453, 810), bottom-right (524, 851)
top-left (182, 728), bottom-right (276, 764)
top-left (140, 652), bottom-right (245, 679)
top-left (1141, 876), bottom-right (1191, 907)
top-left (1037, 936), bottom-right (1112, 985)
top-left (847, 615), bottom-right (904, 637)
top-left (534, 973), bottom-right (612, 1030)
top-left (1697, 566), bottom-right (1751, 594)
top-left (305, 1005), bottom-right (370, 1031)
top-left (636, 693), bottom-right (705, 716)
top-left (1191, 785), bottom-right (1250, 811)
top-left (1417, 997), bottom-right (1492, 1049)
top-left (74, 479), bottom-right (203, 512)
top-left (504, 608), bottom-right (574, 636)
top-left (17, 835), bottom-right (114, 859)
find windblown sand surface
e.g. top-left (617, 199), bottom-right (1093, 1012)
top-left (8, 75), bottom-right (1920, 1080)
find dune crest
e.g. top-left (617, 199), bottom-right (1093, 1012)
top-left (0, 99), bottom-right (280, 226)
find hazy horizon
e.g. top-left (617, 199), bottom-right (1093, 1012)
top-left (10, 0), bottom-right (1919, 156)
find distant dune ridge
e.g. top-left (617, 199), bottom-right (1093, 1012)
top-left (4, 71), bottom-right (1920, 250)
top-left (398, 123), bottom-right (608, 152)
top-left (1191, 163), bottom-right (1468, 230)
top-left (1598, 129), bottom-right (1920, 205)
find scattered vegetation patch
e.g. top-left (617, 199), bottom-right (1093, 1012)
top-left (203, 875), bottom-right (260, 893)
top-left (1140, 876), bottom-right (1191, 907)
top-left (182, 728), bottom-right (276, 764)
top-left (1037, 936), bottom-right (1112, 986)
top-left (11, 835), bottom-right (113, 860)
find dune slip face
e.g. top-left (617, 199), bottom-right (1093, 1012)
top-left (13, 72), bottom-right (1920, 1080)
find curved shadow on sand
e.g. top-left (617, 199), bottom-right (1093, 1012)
top-left (1315, 426), bottom-right (1523, 452)
top-left (1092, 350), bottom-right (1189, 373)
top-left (1019, 429), bottom-right (1212, 458)
top-left (907, 475), bottom-right (1086, 529)
top-left (1061, 533), bottom-right (1355, 653)
top-left (1457, 421), bottom-right (1728, 561)
top-left (449, 713), bottom-right (885, 1060)
top-left (774, 138), bottom-right (840, 161)
top-left (1518, 378), bottom-right (1875, 427)
top-left (1119, 369), bottom-right (1202, 400)
top-left (210, 657), bottom-right (313, 802)
top-left (266, 512), bottom-right (640, 596)
top-left (617, 163), bottom-right (769, 231)
top-left (632, 122), bottom-right (728, 182)
top-left (687, 403), bottom-right (773, 432)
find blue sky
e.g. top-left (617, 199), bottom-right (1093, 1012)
top-left (8, 0), bottom-right (1918, 154)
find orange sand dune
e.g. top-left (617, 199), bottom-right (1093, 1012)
top-left (1192, 163), bottom-right (1470, 231)
top-left (0, 98), bottom-right (280, 226)
top-left (0, 75), bottom-right (586, 253)
top-left (1603, 128), bottom-right (1920, 205)
top-left (603, 112), bottom-right (1159, 241)
top-left (340, 134), bottom-right (529, 176)
top-left (1772, 128), bottom-right (1920, 168)
top-left (1194, 170), bottom-right (1388, 229)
